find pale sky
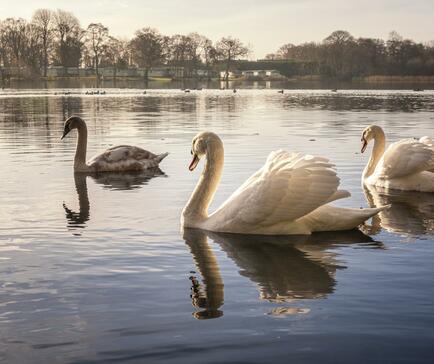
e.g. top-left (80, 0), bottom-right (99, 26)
top-left (1, 0), bottom-right (433, 58)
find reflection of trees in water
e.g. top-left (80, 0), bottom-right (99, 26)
top-left (364, 185), bottom-right (434, 236)
top-left (183, 228), bottom-right (381, 319)
top-left (0, 96), bottom-right (84, 151)
top-left (63, 169), bottom-right (164, 233)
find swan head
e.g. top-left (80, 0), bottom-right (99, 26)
top-left (361, 125), bottom-right (383, 153)
top-left (61, 116), bottom-right (84, 140)
top-left (189, 132), bottom-right (222, 171)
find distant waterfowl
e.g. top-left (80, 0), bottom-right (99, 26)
top-left (361, 125), bottom-right (434, 191)
top-left (278, 90), bottom-right (284, 94)
top-left (143, 90), bottom-right (147, 95)
top-left (184, 89), bottom-right (191, 93)
top-left (181, 132), bottom-right (386, 235)
top-left (413, 88), bottom-right (424, 92)
top-left (61, 116), bottom-right (168, 173)
top-left (233, 89), bottom-right (237, 93)
top-left (331, 89), bottom-right (337, 92)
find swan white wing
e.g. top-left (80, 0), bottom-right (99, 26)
top-left (419, 136), bottom-right (434, 148)
top-left (376, 139), bottom-right (434, 178)
top-left (419, 137), bottom-right (434, 172)
top-left (209, 151), bottom-right (340, 227)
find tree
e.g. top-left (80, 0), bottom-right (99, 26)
top-left (21, 23), bottom-right (43, 76)
top-left (0, 18), bottom-right (27, 68)
top-left (84, 23), bottom-right (109, 80)
top-left (31, 9), bottom-right (53, 77)
top-left (215, 36), bottom-right (249, 81)
top-left (53, 10), bottom-right (82, 68)
top-left (323, 30), bottom-right (355, 77)
top-left (200, 36), bottom-right (217, 80)
top-left (104, 37), bottom-right (130, 78)
top-left (130, 27), bottom-right (164, 80)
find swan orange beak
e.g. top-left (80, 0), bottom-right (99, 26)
top-left (361, 137), bottom-right (368, 153)
top-left (189, 154), bottom-right (200, 171)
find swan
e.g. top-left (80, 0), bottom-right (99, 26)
top-left (61, 116), bottom-right (168, 173)
top-left (181, 132), bottom-right (386, 235)
top-left (361, 125), bottom-right (434, 192)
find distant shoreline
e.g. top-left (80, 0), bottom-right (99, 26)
top-left (3, 75), bottom-right (434, 84)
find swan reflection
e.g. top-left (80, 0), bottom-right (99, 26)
top-left (183, 228), bottom-right (381, 319)
top-left (63, 169), bottom-right (164, 232)
top-left (364, 185), bottom-right (434, 236)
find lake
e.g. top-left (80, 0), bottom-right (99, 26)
top-left (1, 88), bottom-right (434, 363)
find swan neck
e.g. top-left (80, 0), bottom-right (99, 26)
top-left (363, 131), bottom-right (385, 179)
top-left (183, 229), bottom-right (224, 314)
top-left (75, 173), bottom-right (90, 221)
top-left (74, 120), bottom-right (88, 170)
top-left (183, 141), bottom-right (224, 224)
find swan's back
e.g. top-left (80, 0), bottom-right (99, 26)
top-left (375, 139), bottom-right (434, 179)
top-left (88, 145), bottom-right (168, 172)
top-left (206, 151), bottom-right (345, 234)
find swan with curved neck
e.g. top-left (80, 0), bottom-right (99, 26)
top-left (182, 132), bottom-right (386, 235)
top-left (361, 125), bottom-right (434, 192)
top-left (61, 116), bottom-right (168, 173)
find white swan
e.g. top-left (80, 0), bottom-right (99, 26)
top-left (181, 132), bottom-right (386, 235)
top-left (61, 116), bottom-right (168, 172)
top-left (361, 125), bottom-right (434, 192)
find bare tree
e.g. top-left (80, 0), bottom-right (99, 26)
top-left (84, 23), bottom-right (109, 80)
top-left (1, 18), bottom-right (27, 68)
top-left (199, 36), bottom-right (217, 80)
top-left (215, 36), bottom-right (249, 81)
top-left (53, 10), bottom-right (82, 68)
top-left (130, 27), bottom-right (164, 80)
top-left (104, 37), bottom-right (130, 79)
top-left (31, 9), bottom-right (53, 77)
top-left (323, 30), bottom-right (355, 77)
top-left (21, 23), bottom-right (43, 76)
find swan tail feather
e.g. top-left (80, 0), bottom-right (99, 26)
top-left (325, 189), bottom-right (351, 204)
top-left (155, 152), bottom-right (169, 164)
top-left (359, 204), bottom-right (390, 219)
top-left (307, 204), bottom-right (390, 233)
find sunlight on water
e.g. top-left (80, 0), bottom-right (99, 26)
top-left (1, 89), bottom-right (434, 363)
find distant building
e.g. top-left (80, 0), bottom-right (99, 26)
top-left (241, 69), bottom-right (285, 80)
top-left (219, 70), bottom-right (242, 80)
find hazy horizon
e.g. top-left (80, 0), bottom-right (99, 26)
top-left (1, 0), bottom-right (433, 58)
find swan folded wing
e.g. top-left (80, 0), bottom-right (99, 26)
top-left (378, 139), bottom-right (434, 178)
top-left (88, 146), bottom-right (158, 171)
top-left (210, 151), bottom-right (340, 227)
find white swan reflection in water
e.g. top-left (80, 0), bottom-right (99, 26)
top-left (364, 185), bottom-right (434, 236)
top-left (183, 228), bottom-right (383, 320)
top-left (63, 169), bottom-right (165, 232)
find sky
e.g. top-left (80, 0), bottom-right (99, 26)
top-left (1, 0), bottom-right (433, 58)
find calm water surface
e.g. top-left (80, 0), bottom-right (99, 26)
top-left (1, 89), bottom-right (434, 363)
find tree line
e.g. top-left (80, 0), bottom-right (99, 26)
top-left (0, 8), bottom-right (249, 80)
top-left (266, 30), bottom-right (434, 79)
top-left (1, 10), bottom-right (433, 82)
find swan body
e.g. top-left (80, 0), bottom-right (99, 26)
top-left (61, 116), bottom-right (168, 173)
top-left (361, 125), bottom-right (434, 192)
top-left (182, 132), bottom-right (385, 235)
